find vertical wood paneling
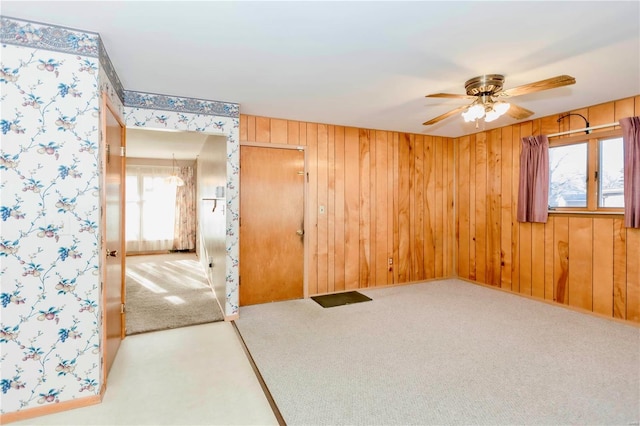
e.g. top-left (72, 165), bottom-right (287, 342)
top-left (298, 122), bottom-right (307, 146)
top-left (255, 116), bottom-right (270, 143)
top-left (344, 127), bottom-right (360, 290)
top-left (359, 129), bottom-right (371, 287)
top-left (554, 216), bottom-right (570, 304)
top-left (424, 136), bottom-right (435, 279)
top-left (457, 136), bottom-right (470, 279)
top-left (469, 135), bottom-right (477, 280)
top-left (369, 130), bottom-right (377, 287)
top-left (271, 119), bottom-right (288, 143)
top-left (240, 114), bottom-right (248, 141)
top-left (627, 229), bottom-right (640, 322)
top-left (531, 223), bottom-right (545, 299)
top-left (317, 125), bottom-right (328, 295)
top-left (247, 115), bottom-right (256, 141)
top-left (613, 218), bottom-right (627, 318)
top-left (568, 217), bottom-right (593, 310)
top-left (540, 115), bottom-right (560, 136)
top-left (327, 126), bottom-right (336, 293)
top-left (334, 126), bottom-right (346, 292)
top-left (446, 139), bottom-right (454, 277)
top-left (511, 125), bottom-right (521, 293)
top-left (544, 217), bottom-right (555, 300)
top-left (375, 131), bottom-right (389, 286)
top-left (414, 135), bottom-right (426, 280)
top-left (614, 98), bottom-right (635, 123)
top-left (500, 126), bottom-right (513, 289)
top-left (387, 131), bottom-right (395, 284)
top-left (487, 130), bottom-right (501, 286)
top-left (287, 120), bottom-right (300, 145)
top-left (393, 132), bottom-right (400, 285)
top-left (475, 133), bottom-right (487, 285)
top-left (435, 137), bottom-right (444, 277)
top-left (592, 218), bottom-right (614, 316)
top-left (398, 133), bottom-right (411, 283)
top-left (306, 123), bottom-right (318, 295)
top-left (589, 102), bottom-right (616, 129)
top-left (519, 222), bottom-right (532, 295)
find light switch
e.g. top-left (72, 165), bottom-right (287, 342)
top-left (319, 205), bottom-right (325, 214)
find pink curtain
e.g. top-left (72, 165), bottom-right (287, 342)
top-left (620, 116), bottom-right (640, 228)
top-left (517, 135), bottom-right (549, 223)
top-left (173, 166), bottom-right (197, 250)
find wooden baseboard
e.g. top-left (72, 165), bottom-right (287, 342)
top-left (458, 277), bottom-right (640, 329)
top-left (224, 313), bottom-right (239, 321)
top-left (0, 393), bottom-right (102, 424)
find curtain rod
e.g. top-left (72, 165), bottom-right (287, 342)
top-left (547, 122), bottom-right (619, 138)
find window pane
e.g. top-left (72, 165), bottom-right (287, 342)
top-left (125, 175), bottom-right (139, 202)
top-left (126, 202), bottom-right (141, 241)
top-left (599, 137), bottom-right (624, 208)
top-left (549, 143), bottom-right (587, 208)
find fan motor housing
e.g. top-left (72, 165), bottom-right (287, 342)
top-left (465, 74), bottom-right (505, 96)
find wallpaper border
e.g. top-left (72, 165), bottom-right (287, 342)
top-left (0, 16), bottom-right (99, 57)
top-left (124, 90), bottom-right (239, 119)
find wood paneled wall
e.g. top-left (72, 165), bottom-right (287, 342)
top-left (239, 116), bottom-right (455, 294)
top-left (455, 96), bottom-right (640, 324)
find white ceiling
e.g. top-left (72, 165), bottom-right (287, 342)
top-left (3, 1), bottom-right (639, 138)
top-left (125, 128), bottom-right (211, 160)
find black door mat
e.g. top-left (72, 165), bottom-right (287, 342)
top-left (311, 291), bottom-right (372, 308)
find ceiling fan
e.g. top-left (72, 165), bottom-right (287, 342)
top-left (422, 74), bottom-right (576, 126)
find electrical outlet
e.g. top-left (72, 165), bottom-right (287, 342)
top-left (388, 257), bottom-right (393, 265)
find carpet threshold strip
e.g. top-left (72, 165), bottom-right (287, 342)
top-left (231, 321), bottom-right (286, 426)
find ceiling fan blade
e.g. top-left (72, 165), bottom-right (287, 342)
top-left (423, 105), bottom-right (469, 125)
top-left (426, 93), bottom-right (474, 99)
top-left (506, 103), bottom-right (534, 120)
top-left (499, 75), bottom-right (576, 98)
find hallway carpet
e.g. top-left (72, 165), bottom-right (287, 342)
top-left (125, 253), bottom-right (224, 335)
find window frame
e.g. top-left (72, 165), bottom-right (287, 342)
top-left (548, 129), bottom-right (623, 214)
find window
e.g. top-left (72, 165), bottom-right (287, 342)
top-left (549, 132), bottom-right (623, 212)
top-left (126, 164), bottom-right (177, 252)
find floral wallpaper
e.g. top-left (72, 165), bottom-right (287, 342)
top-left (0, 15), bottom-right (240, 419)
top-left (124, 102), bottom-right (240, 317)
top-left (1, 22), bottom-right (102, 415)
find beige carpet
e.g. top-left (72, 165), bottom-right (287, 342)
top-left (235, 279), bottom-right (640, 425)
top-left (125, 253), bottom-right (224, 335)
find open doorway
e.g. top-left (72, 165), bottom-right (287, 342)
top-left (124, 128), bottom-right (226, 335)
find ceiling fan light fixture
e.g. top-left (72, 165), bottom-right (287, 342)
top-left (462, 103), bottom-right (485, 122)
top-left (494, 101), bottom-right (510, 115)
top-left (484, 101), bottom-right (511, 122)
top-left (425, 74), bottom-right (575, 127)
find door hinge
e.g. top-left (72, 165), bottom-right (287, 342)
top-left (121, 303), bottom-right (125, 314)
top-left (594, 170), bottom-right (598, 180)
top-left (120, 146), bottom-right (126, 157)
top-left (106, 144), bottom-right (110, 163)
top-left (239, 276), bottom-right (241, 286)
top-left (306, 172), bottom-right (309, 183)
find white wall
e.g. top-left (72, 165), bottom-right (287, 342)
top-left (197, 135), bottom-right (228, 308)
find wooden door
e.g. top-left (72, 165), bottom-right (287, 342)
top-left (102, 95), bottom-right (125, 378)
top-left (240, 146), bottom-right (304, 305)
